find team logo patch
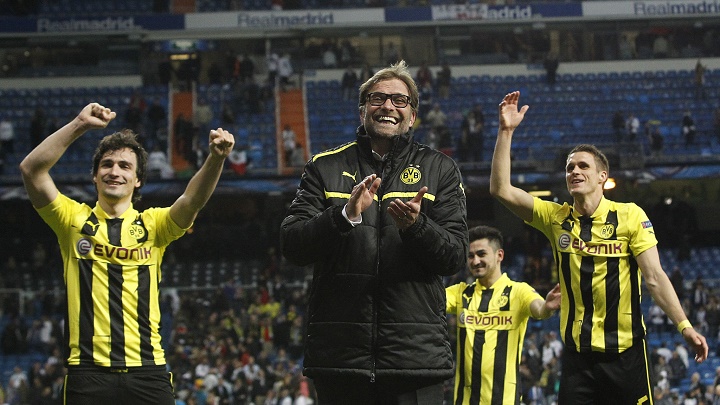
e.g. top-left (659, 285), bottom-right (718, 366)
top-left (600, 224), bottom-right (615, 239)
top-left (459, 311), bottom-right (467, 325)
top-left (76, 238), bottom-right (92, 256)
top-left (129, 223), bottom-right (146, 240)
top-left (558, 233), bottom-right (571, 249)
top-left (400, 166), bottom-right (421, 185)
top-left (495, 295), bottom-right (509, 307)
top-left (641, 220), bottom-right (653, 229)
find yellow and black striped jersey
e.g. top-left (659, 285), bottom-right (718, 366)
top-left (37, 193), bottom-right (187, 367)
top-left (446, 273), bottom-right (543, 405)
top-left (528, 196), bottom-right (657, 353)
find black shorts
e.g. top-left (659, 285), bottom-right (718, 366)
top-left (312, 374), bottom-right (444, 405)
top-left (64, 365), bottom-right (175, 405)
top-left (558, 340), bottom-right (654, 405)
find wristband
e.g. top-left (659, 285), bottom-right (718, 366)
top-left (677, 320), bottom-right (692, 334)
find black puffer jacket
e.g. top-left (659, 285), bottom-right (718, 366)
top-left (280, 127), bottom-right (468, 384)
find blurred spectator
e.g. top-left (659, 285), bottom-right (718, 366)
top-left (0, 115), bottom-right (12, 148)
top-left (669, 350), bottom-right (687, 387)
top-left (670, 266), bottom-right (686, 300)
top-left (648, 301), bottom-right (667, 333)
top-left (384, 41), bottom-right (400, 65)
top-left (290, 144), bottom-right (305, 167)
top-left (147, 144), bottom-right (175, 179)
top-left (158, 55), bottom-right (173, 86)
top-left (340, 66), bottom-right (358, 101)
top-left (417, 81), bottom-right (433, 122)
top-left (174, 112), bottom-right (195, 165)
top-left (358, 62), bottom-right (374, 84)
top-left (656, 370), bottom-right (671, 395)
top-left (244, 76), bottom-right (264, 114)
top-left (322, 44), bottom-right (338, 68)
top-left (7, 366), bottom-right (28, 404)
top-left (146, 97), bottom-right (167, 149)
top-left (686, 372), bottom-right (706, 404)
top-left (239, 54), bottom-right (256, 84)
top-left (266, 52), bottom-right (279, 87)
top-left (124, 89), bottom-right (146, 135)
top-left (713, 105), bottom-right (720, 142)
top-left (415, 60), bottom-right (433, 88)
top-left (682, 110), bottom-right (697, 146)
top-left (339, 39), bottom-right (355, 67)
top-left (653, 35), bottom-right (670, 58)
top-left (541, 331), bottom-right (562, 368)
top-left (1, 316), bottom-right (27, 354)
top-left (281, 124), bottom-right (297, 166)
top-left (459, 104), bottom-right (485, 162)
top-left (706, 296), bottom-right (720, 338)
top-left (424, 102), bottom-right (447, 133)
top-left (207, 62), bottom-right (223, 84)
top-left (692, 278), bottom-right (709, 320)
top-left (712, 385), bottom-right (720, 405)
top-left (626, 113), bottom-right (640, 141)
top-left (436, 61), bottom-right (452, 100)
top-left (612, 110), bottom-right (625, 142)
top-left (0, 114), bottom-right (14, 169)
top-left (543, 51), bottom-right (559, 85)
top-left (649, 125), bottom-right (664, 157)
top-left (618, 34), bottom-right (636, 60)
top-left (29, 107), bottom-right (47, 148)
top-left (194, 98), bottom-right (214, 142)
top-left (278, 52), bottom-right (294, 91)
top-left (694, 59), bottom-right (707, 100)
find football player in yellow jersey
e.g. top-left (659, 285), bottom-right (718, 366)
top-left (489, 91), bottom-right (708, 404)
top-left (446, 225), bottom-right (560, 405)
top-left (20, 103), bottom-right (234, 405)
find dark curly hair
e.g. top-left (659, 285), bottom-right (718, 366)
top-left (91, 129), bottom-right (148, 203)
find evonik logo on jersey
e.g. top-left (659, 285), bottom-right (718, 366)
top-left (459, 311), bottom-right (513, 328)
top-left (76, 237), bottom-right (152, 261)
top-left (557, 233), bottom-right (624, 255)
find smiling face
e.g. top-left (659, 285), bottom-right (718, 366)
top-left (360, 78), bottom-right (416, 141)
top-left (93, 147), bottom-right (141, 204)
top-left (467, 238), bottom-right (503, 286)
top-left (565, 151), bottom-right (607, 198)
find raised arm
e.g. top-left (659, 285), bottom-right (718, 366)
top-left (20, 103), bottom-right (116, 209)
top-left (637, 245), bottom-right (708, 363)
top-left (489, 91), bottom-right (535, 223)
top-left (169, 128), bottom-right (234, 229)
top-left (529, 283), bottom-right (561, 320)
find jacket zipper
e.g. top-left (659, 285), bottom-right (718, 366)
top-left (371, 153), bottom-right (394, 384)
top-left (370, 137), bottom-right (402, 384)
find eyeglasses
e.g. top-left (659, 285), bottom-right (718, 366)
top-left (366, 92), bottom-right (411, 108)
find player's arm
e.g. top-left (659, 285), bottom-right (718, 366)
top-left (637, 245), bottom-right (708, 362)
top-left (169, 128), bottom-right (234, 229)
top-left (489, 91), bottom-right (534, 223)
top-left (20, 103), bottom-right (116, 209)
top-left (529, 283), bottom-right (561, 320)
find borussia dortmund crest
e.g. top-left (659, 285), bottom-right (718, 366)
top-left (129, 223), bottom-right (146, 240)
top-left (400, 166), bottom-right (421, 185)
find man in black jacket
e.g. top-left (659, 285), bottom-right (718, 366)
top-left (280, 60), bottom-right (468, 404)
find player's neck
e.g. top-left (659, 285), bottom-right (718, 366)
top-left (573, 193), bottom-right (603, 217)
top-left (98, 198), bottom-right (132, 218)
top-left (478, 270), bottom-right (502, 289)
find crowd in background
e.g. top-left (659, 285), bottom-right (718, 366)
top-left (2, 219), bottom-right (720, 404)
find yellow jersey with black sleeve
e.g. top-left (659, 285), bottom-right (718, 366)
top-left (36, 192), bottom-right (188, 368)
top-left (446, 273), bottom-right (543, 405)
top-left (528, 196), bottom-right (657, 354)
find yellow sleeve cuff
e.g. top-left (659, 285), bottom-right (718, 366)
top-left (677, 320), bottom-right (692, 334)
